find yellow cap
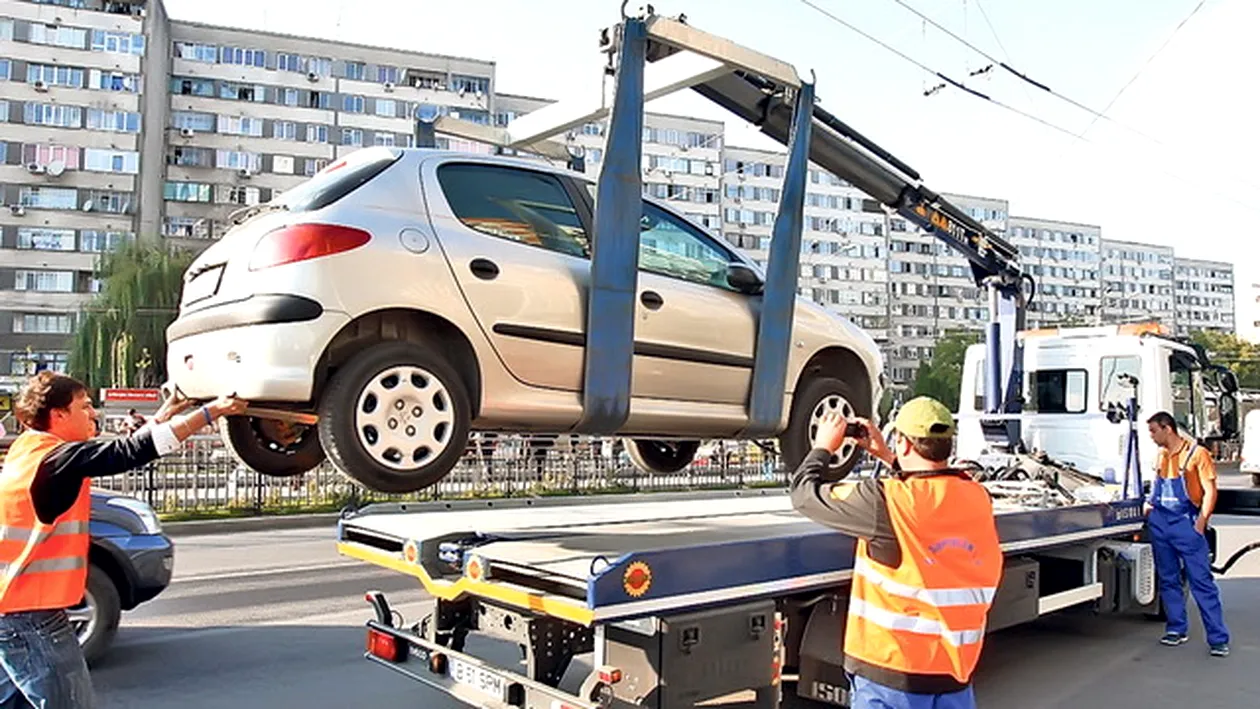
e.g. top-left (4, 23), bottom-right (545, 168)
top-left (893, 397), bottom-right (956, 439)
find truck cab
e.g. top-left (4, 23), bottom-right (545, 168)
top-left (956, 323), bottom-right (1239, 480)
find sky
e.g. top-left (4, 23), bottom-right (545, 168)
top-left (163, 0), bottom-right (1260, 340)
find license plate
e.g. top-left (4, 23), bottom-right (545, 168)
top-left (449, 657), bottom-right (505, 700)
top-left (182, 265), bottom-right (224, 306)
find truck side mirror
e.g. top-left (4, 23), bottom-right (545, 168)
top-left (1217, 393), bottom-right (1240, 441)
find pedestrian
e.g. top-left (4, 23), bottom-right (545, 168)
top-left (1144, 411), bottom-right (1230, 657)
top-left (790, 396), bottom-right (1003, 709)
top-left (0, 371), bottom-right (247, 707)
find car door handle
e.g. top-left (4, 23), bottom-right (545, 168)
top-left (640, 290), bottom-right (664, 310)
top-left (469, 258), bottom-right (499, 280)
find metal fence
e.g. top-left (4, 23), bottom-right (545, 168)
top-left (92, 433), bottom-right (789, 516)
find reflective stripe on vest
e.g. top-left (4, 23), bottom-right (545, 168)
top-left (0, 429), bottom-right (92, 613)
top-left (844, 473), bottom-right (1004, 686)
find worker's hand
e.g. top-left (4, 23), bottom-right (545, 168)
top-left (811, 411), bottom-right (849, 454)
top-left (153, 391), bottom-right (196, 424)
top-left (208, 395), bottom-right (249, 419)
top-left (851, 418), bottom-right (894, 466)
top-left (1194, 515), bottom-right (1209, 536)
top-left (1142, 502), bottom-right (1153, 517)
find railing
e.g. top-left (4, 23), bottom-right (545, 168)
top-left (91, 434), bottom-right (788, 516)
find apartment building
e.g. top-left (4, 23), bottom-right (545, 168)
top-left (1100, 239), bottom-right (1175, 325)
top-left (1173, 257), bottom-right (1235, 336)
top-left (1008, 216), bottom-right (1103, 327)
top-left (0, 0), bottom-right (150, 383)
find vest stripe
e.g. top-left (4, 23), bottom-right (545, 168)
top-left (0, 519), bottom-right (89, 542)
top-left (854, 557), bottom-right (997, 607)
top-left (0, 555), bottom-right (87, 576)
top-left (848, 598), bottom-right (986, 647)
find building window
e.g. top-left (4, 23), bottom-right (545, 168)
top-left (21, 144), bottom-right (80, 170)
top-left (27, 64), bottom-right (84, 88)
top-left (277, 54), bottom-right (331, 76)
top-left (9, 351), bottom-right (70, 375)
top-left (80, 230), bottom-right (130, 253)
top-left (85, 191), bottom-right (132, 214)
top-left (175, 42), bottom-right (218, 62)
top-left (374, 98), bottom-right (396, 117)
top-left (280, 88), bottom-right (299, 107)
top-left (272, 155), bottom-right (295, 174)
top-left (19, 187), bottom-right (77, 210)
top-left (14, 270), bottom-right (74, 293)
top-left (303, 158), bottom-right (328, 176)
top-left (305, 125), bottom-right (329, 143)
top-left (343, 61), bottom-right (365, 80)
top-left (167, 146), bottom-right (212, 167)
top-left (217, 115), bottom-right (264, 137)
top-left (162, 217), bottom-right (213, 239)
top-left (164, 182), bottom-right (212, 202)
top-left (272, 121), bottom-right (298, 141)
top-left (89, 70), bottom-right (141, 92)
top-left (377, 66), bottom-right (399, 84)
top-left (342, 95), bottom-right (365, 113)
top-left (216, 150), bottom-right (262, 172)
top-left (91, 30), bottom-right (144, 55)
top-left (451, 75), bottom-right (490, 95)
top-left (24, 103), bottom-right (82, 128)
top-left (13, 314), bottom-right (73, 335)
top-left (17, 228), bottom-right (75, 251)
top-left (0, 20), bottom-right (12, 42)
top-left (28, 23), bottom-right (87, 48)
top-left (220, 83), bottom-right (263, 102)
top-left (86, 109), bottom-right (141, 132)
top-left (219, 46), bottom-right (265, 67)
top-left (83, 148), bottom-right (140, 174)
top-left (171, 76), bottom-right (214, 97)
top-left (215, 185), bottom-right (261, 206)
top-left (374, 133), bottom-right (396, 147)
top-left (341, 128), bottom-right (363, 146)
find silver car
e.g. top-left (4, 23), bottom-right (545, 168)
top-left (165, 147), bottom-right (884, 493)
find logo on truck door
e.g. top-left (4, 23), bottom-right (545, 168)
top-left (623, 561), bottom-right (652, 598)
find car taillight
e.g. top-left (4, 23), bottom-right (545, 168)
top-left (249, 224), bottom-right (371, 270)
top-left (366, 627), bottom-right (407, 662)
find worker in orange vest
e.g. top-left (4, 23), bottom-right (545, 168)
top-left (790, 397), bottom-right (1003, 709)
top-left (0, 371), bottom-right (246, 708)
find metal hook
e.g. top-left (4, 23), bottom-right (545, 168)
top-left (621, 0), bottom-right (630, 19)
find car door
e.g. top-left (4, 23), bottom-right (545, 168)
top-left (423, 158), bottom-right (592, 392)
top-left (629, 201), bottom-right (759, 405)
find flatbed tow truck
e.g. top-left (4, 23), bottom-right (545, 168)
top-left (334, 8), bottom-right (1260, 708)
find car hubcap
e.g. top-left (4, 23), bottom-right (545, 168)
top-left (68, 589), bottom-right (97, 647)
top-left (355, 365), bottom-right (455, 470)
top-left (808, 393), bottom-right (857, 467)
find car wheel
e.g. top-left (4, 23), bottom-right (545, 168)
top-left (780, 376), bottom-right (870, 482)
top-left (318, 341), bottom-right (471, 494)
top-left (222, 415), bottom-right (326, 478)
top-left (625, 439), bottom-right (700, 474)
top-left (69, 563), bottom-right (121, 665)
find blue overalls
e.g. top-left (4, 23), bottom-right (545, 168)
top-left (1147, 442), bottom-right (1230, 647)
top-left (849, 675), bottom-right (976, 709)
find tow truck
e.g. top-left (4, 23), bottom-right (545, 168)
top-left (334, 8), bottom-right (1260, 708)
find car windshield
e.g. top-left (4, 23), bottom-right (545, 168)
top-left (273, 147), bottom-right (403, 212)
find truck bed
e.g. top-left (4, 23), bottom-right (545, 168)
top-left (335, 488), bottom-right (1145, 625)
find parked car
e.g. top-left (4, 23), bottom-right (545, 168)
top-left (76, 489), bottom-right (175, 663)
top-left (165, 147), bottom-right (885, 494)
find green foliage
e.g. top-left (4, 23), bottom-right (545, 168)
top-left (911, 329), bottom-right (983, 411)
top-left (69, 239), bottom-right (195, 391)
top-left (1189, 330), bottom-right (1260, 389)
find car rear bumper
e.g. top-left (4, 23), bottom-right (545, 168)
top-left (166, 303), bottom-right (349, 403)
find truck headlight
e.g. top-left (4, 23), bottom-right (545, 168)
top-left (107, 496), bottom-right (163, 535)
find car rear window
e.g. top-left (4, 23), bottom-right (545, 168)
top-left (276, 147), bottom-right (402, 212)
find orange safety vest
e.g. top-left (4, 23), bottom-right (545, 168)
top-left (0, 430), bottom-right (92, 613)
top-left (844, 472), bottom-right (1003, 691)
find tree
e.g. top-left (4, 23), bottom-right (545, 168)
top-left (1189, 330), bottom-right (1260, 389)
top-left (70, 240), bottom-right (196, 391)
top-left (910, 330), bottom-right (983, 411)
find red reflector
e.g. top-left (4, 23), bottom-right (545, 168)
top-left (597, 667), bottom-right (622, 684)
top-left (249, 224), bottom-right (371, 270)
top-left (366, 628), bottom-right (406, 662)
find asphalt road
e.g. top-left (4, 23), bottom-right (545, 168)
top-left (94, 503), bottom-right (1260, 708)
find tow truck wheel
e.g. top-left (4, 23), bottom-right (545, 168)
top-left (318, 341), bottom-right (471, 494)
top-left (222, 415), bottom-right (325, 478)
top-left (625, 439), bottom-right (701, 474)
top-left (780, 376), bottom-right (869, 481)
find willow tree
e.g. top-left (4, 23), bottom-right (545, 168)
top-left (70, 239), bottom-right (196, 391)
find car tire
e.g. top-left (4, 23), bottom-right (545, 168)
top-left (780, 376), bottom-right (870, 482)
top-left (71, 563), bottom-right (121, 665)
top-left (625, 439), bottom-right (700, 474)
top-left (318, 341), bottom-right (471, 494)
top-left (222, 415), bottom-right (326, 478)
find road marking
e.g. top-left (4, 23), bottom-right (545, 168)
top-left (170, 560), bottom-right (365, 584)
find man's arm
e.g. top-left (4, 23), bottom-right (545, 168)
top-left (789, 448), bottom-right (900, 567)
top-left (1194, 448), bottom-right (1218, 533)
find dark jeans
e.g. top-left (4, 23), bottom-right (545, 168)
top-left (0, 609), bottom-right (95, 709)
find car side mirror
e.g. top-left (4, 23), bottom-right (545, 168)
top-left (726, 263), bottom-right (764, 295)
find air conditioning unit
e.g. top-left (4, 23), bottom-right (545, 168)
top-left (237, 168), bottom-right (253, 179)
top-left (10, 205), bottom-right (26, 217)
top-left (680, 144), bottom-right (689, 152)
top-left (33, 80), bottom-right (49, 92)
top-left (179, 127), bottom-right (195, 138)
top-left (307, 72), bottom-right (321, 82)
top-left (383, 81), bottom-right (395, 92)
top-left (26, 163), bottom-right (46, 174)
